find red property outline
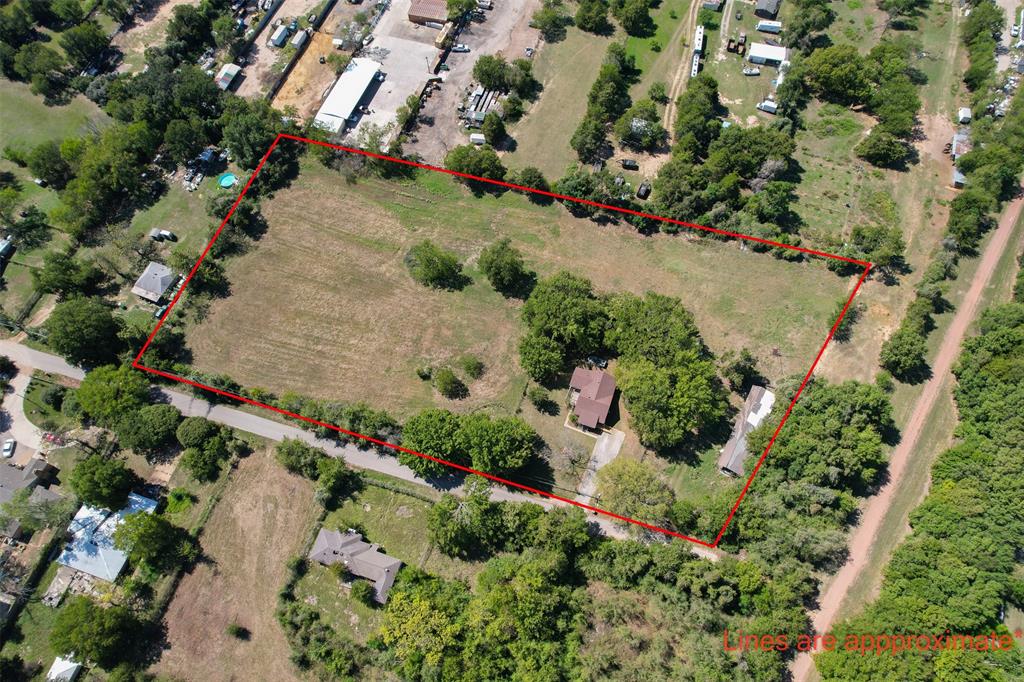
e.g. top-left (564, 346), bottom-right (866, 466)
top-left (132, 134), bottom-right (872, 548)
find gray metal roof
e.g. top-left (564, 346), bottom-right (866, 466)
top-left (717, 386), bottom-right (776, 477)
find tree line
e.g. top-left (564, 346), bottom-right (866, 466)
top-left (815, 299), bottom-right (1024, 680)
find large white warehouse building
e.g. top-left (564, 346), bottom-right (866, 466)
top-left (313, 58), bottom-right (383, 134)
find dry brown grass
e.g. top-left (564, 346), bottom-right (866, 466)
top-left (152, 446), bottom-right (321, 682)
top-left (188, 161), bottom-right (850, 418)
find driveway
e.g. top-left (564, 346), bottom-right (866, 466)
top-left (1, 367), bottom-right (45, 463)
top-left (574, 429), bottom-right (625, 505)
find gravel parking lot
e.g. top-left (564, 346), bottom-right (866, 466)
top-left (394, 0), bottom-right (543, 163)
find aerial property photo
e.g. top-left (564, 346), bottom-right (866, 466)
top-left (1, 0), bottom-right (1023, 680)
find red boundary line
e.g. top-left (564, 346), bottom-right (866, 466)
top-left (132, 134), bottom-right (872, 547)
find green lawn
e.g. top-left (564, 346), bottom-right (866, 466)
top-left (0, 561), bottom-right (63, 669)
top-left (21, 372), bottom-right (76, 432)
top-left (625, 0), bottom-right (693, 99)
top-left (294, 563), bottom-right (384, 644)
top-left (321, 484), bottom-right (483, 583)
top-left (0, 80), bottom-right (110, 153)
top-left (505, 28), bottom-right (615, 177)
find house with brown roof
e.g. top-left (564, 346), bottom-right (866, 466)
top-left (568, 367), bottom-right (617, 430)
top-left (408, 0), bottom-right (448, 24)
top-left (717, 386), bottom-right (776, 477)
top-left (308, 528), bottom-right (402, 604)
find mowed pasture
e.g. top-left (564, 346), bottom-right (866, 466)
top-left (187, 159), bottom-right (851, 418)
top-left (153, 445), bottom-right (322, 682)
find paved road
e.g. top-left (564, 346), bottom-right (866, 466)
top-left (790, 187), bottom-right (1024, 682)
top-left (0, 340), bottom-right (728, 559)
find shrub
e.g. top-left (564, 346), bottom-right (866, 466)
top-left (350, 580), bottom-right (376, 606)
top-left (226, 623), bottom-right (250, 639)
top-left (176, 417), bottom-right (221, 448)
top-left (405, 240), bottom-right (465, 289)
top-left (165, 488), bottom-right (196, 514)
top-left (434, 368), bottom-right (467, 399)
top-left (460, 355), bottom-right (484, 379)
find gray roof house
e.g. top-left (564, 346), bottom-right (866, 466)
top-left (131, 261), bottom-right (176, 303)
top-left (0, 458), bottom-right (60, 537)
top-left (56, 493), bottom-right (157, 582)
top-left (717, 386), bottom-right (776, 477)
top-left (755, 0), bottom-right (781, 17)
top-left (308, 528), bottom-right (402, 603)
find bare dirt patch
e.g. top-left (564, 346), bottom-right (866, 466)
top-left (152, 446), bottom-right (320, 682)
top-left (112, 0), bottom-right (199, 73)
top-left (272, 3), bottom-right (363, 118)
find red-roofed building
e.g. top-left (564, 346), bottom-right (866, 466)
top-left (569, 367), bottom-right (617, 430)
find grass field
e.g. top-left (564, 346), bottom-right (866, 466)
top-left (0, 81), bottom-right (110, 153)
top-left (505, 27), bottom-right (615, 177)
top-left (0, 81), bottom-right (108, 322)
top-left (0, 561), bottom-right (63, 669)
top-left (507, 2), bottom-right (693, 176)
top-left (186, 159), bottom-right (850, 423)
top-left (293, 483), bottom-right (489, 645)
top-left (153, 445), bottom-right (322, 682)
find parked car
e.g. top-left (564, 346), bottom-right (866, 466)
top-left (636, 182), bottom-right (652, 200)
top-left (1012, 25), bottom-right (1020, 37)
top-left (154, 305), bottom-right (169, 319)
top-left (158, 229), bottom-right (177, 241)
top-left (736, 10), bottom-right (743, 19)
top-left (2, 439), bottom-right (15, 458)
top-left (620, 158), bottom-right (639, 170)
top-left (452, 44), bottom-right (470, 52)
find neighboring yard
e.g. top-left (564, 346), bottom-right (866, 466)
top-left (505, 28), bottom-right (614, 177)
top-left (111, 0), bottom-right (203, 74)
top-left (187, 159), bottom-right (849, 422)
top-left (0, 81), bottom-right (109, 322)
top-left (153, 445), bottom-right (322, 682)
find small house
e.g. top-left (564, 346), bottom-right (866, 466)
top-left (214, 63), bottom-right (241, 91)
top-left (131, 261), bottom-right (176, 303)
top-left (747, 42), bottom-right (788, 66)
top-left (957, 106), bottom-right (972, 124)
top-left (756, 20), bottom-right (783, 33)
top-left (0, 458), bottom-right (59, 538)
top-left (568, 367), bottom-right (616, 430)
top-left (469, 133), bottom-right (486, 145)
top-left (717, 386), bottom-right (776, 477)
top-left (702, 0), bottom-right (724, 9)
top-left (408, 0), bottom-right (448, 24)
top-left (755, 0), bottom-right (781, 18)
top-left (269, 25), bottom-right (290, 47)
top-left (56, 493), bottom-right (158, 583)
top-left (951, 131), bottom-right (971, 160)
top-left (46, 656), bottom-right (82, 682)
top-left (309, 528), bottom-right (402, 603)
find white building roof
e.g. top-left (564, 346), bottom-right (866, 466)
top-left (47, 656), bottom-right (82, 682)
top-left (131, 261), bottom-right (176, 303)
top-left (747, 42), bottom-right (788, 63)
top-left (56, 493), bottom-right (157, 583)
top-left (313, 58), bottom-right (382, 134)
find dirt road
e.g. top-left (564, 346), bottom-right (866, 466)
top-left (662, 0), bottom-right (704, 130)
top-left (790, 186), bottom-right (1024, 682)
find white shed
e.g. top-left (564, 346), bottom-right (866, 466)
top-left (290, 29), bottom-right (309, 49)
top-left (46, 656), bottom-right (82, 681)
top-left (469, 133), bottom-right (486, 145)
top-left (747, 42), bottom-right (788, 65)
top-left (269, 25), bottom-right (289, 47)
